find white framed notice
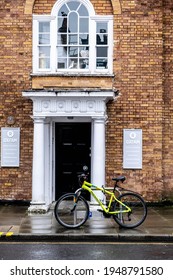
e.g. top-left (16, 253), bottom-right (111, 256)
top-left (123, 129), bottom-right (142, 169)
top-left (1, 128), bottom-right (20, 167)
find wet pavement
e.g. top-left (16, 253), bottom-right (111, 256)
top-left (0, 204), bottom-right (173, 242)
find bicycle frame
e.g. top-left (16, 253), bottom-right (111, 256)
top-left (75, 180), bottom-right (131, 215)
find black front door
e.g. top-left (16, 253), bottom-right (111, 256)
top-left (55, 123), bottom-right (91, 200)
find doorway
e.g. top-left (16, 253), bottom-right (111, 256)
top-left (55, 123), bottom-right (91, 200)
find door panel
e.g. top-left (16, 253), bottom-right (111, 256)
top-left (55, 123), bottom-right (91, 199)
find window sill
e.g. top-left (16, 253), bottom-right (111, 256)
top-left (31, 72), bottom-right (114, 78)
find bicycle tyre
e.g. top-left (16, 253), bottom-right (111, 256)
top-left (54, 193), bottom-right (89, 229)
top-left (113, 192), bottom-right (147, 229)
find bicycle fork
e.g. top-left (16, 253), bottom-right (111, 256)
top-left (70, 195), bottom-right (79, 224)
top-left (71, 190), bottom-right (84, 224)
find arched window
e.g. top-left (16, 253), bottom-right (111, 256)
top-left (57, 1), bottom-right (89, 70)
top-left (33, 0), bottom-right (113, 74)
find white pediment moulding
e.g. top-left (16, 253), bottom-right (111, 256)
top-left (22, 90), bottom-right (115, 117)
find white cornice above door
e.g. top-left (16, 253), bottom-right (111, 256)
top-left (22, 90), bottom-right (115, 118)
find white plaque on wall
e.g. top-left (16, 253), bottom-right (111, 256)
top-left (123, 129), bottom-right (142, 169)
top-left (1, 128), bottom-right (20, 167)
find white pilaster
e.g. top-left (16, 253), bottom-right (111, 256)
top-left (91, 117), bottom-right (106, 204)
top-left (28, 117), bottom-right (48, 212)
top-left (44, 119), bottom-right (52, 205)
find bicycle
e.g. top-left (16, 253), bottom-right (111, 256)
top-left (54, 170), bottom-right (147, 229)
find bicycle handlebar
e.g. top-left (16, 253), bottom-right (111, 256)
top-left (78, 173), bottom-right (89, 186)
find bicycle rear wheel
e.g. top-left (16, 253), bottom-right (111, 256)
top-left (113, 192), bottom-right (147, 229)
top-left (54, 193), bottom-right (89, 228)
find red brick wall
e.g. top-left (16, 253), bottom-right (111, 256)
top-left (106, 0), bottom-right (164, 200)
top-left (33, 0), bottom-right (113, 14)
top-left (0, 0), bottom-right (33, 200)
top-left (162, 0), bottom-right (173, 199)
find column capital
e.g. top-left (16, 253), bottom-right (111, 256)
top-left (92, 116), bottom-right (107, 123)
top-left (31, 116), bottom-right (46, 123)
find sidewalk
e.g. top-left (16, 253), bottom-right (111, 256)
top-left (0, 204), bottom-right (173, 242)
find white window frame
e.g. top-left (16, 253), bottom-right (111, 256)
top-left (32, 0), bottom-right (113, 74)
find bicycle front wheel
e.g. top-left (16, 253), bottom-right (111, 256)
top-left (113, 192), bottom-right (147, 229)
top-left (54, 193), bottom-right (89, 228)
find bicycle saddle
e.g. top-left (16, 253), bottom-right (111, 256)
top-left (112, 176), bottom-right (126, 183)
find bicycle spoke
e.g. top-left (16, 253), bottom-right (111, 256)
top-left (54, 193), bottom-right (89, 228)
top-left (113, 193), bottom-right (147, 228)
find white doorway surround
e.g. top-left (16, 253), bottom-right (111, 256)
top-left (22, 89), bottom-right (115, 211)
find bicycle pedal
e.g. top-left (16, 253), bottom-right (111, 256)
top-left (97, 209), bottom-right (103, 213)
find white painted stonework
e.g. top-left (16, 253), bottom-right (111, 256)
top-left (22, 90), bottom-right (115, 211)
top-left (25, 91), bottom-right (113, 117)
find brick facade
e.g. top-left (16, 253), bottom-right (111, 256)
top-left (162, 0), bottom-right (173, 199)
top-left (0, 0), bottom-right (173, 202)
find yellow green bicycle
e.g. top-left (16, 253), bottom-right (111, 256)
top-left (54, 169), bottom-right (147, 229)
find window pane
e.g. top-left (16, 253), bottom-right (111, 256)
top-left (96, 34), bottom-right (107, 45)
top-left (96, 22), bottom-right (108, 47)
top-left (57, 59), bottom-right (67, 69)
top-left (79, 18), bottom-right (88, 33)
top-left (96, 22), bottom-right (107, 33)
top-left (79, 58), bottom-right (89, 69)
top-left (39, 22), bottom-right (50, 32)
top-left (39, 46), bottom-right (50, 69)
top-left (78, 5), bottom-right (88, 16)
top-left (96, 59), bottom-right (107, 69)
top-left (79, 46), bottom-right (89, 69)
top-left (67, 1), bottom-right (80, 11)
top-left (39, 46), bottom-right (50, 57)
top-left (96, 47), bottom-right (108, 69)
top-left (39, 34), bottom-right (50, 44)
top-left (80, 47), bottom-right (89, 58)
top-left (58, 13), bottom-right (68, 46)
top-left (69, 12), bottom-right (78, 33)
top-left (68, 58), bottom-right (78, 69)
top-left (69, 46), bottom-right (78, 57)
top-left (39, 58), bottom-right (50, 69)
top-left (80, 34), bottom-right (89, 45)
top-left (58, 16), bottom-right (68, 31)
top-left (57, 46), bottom-right (67, 57)
top-left (68, 34), bottom-right (78, 45)
top-left (58, 4), bottom-right (69, 16)
top-left (58, 33), bottom-right (67, 45)
top-left (57, 44), bottom-right (67, 69)
top-left (96, 47), bottom-right (107, 57)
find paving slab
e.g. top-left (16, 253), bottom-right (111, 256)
top-left (0, 204), bottom-right (173, 242)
